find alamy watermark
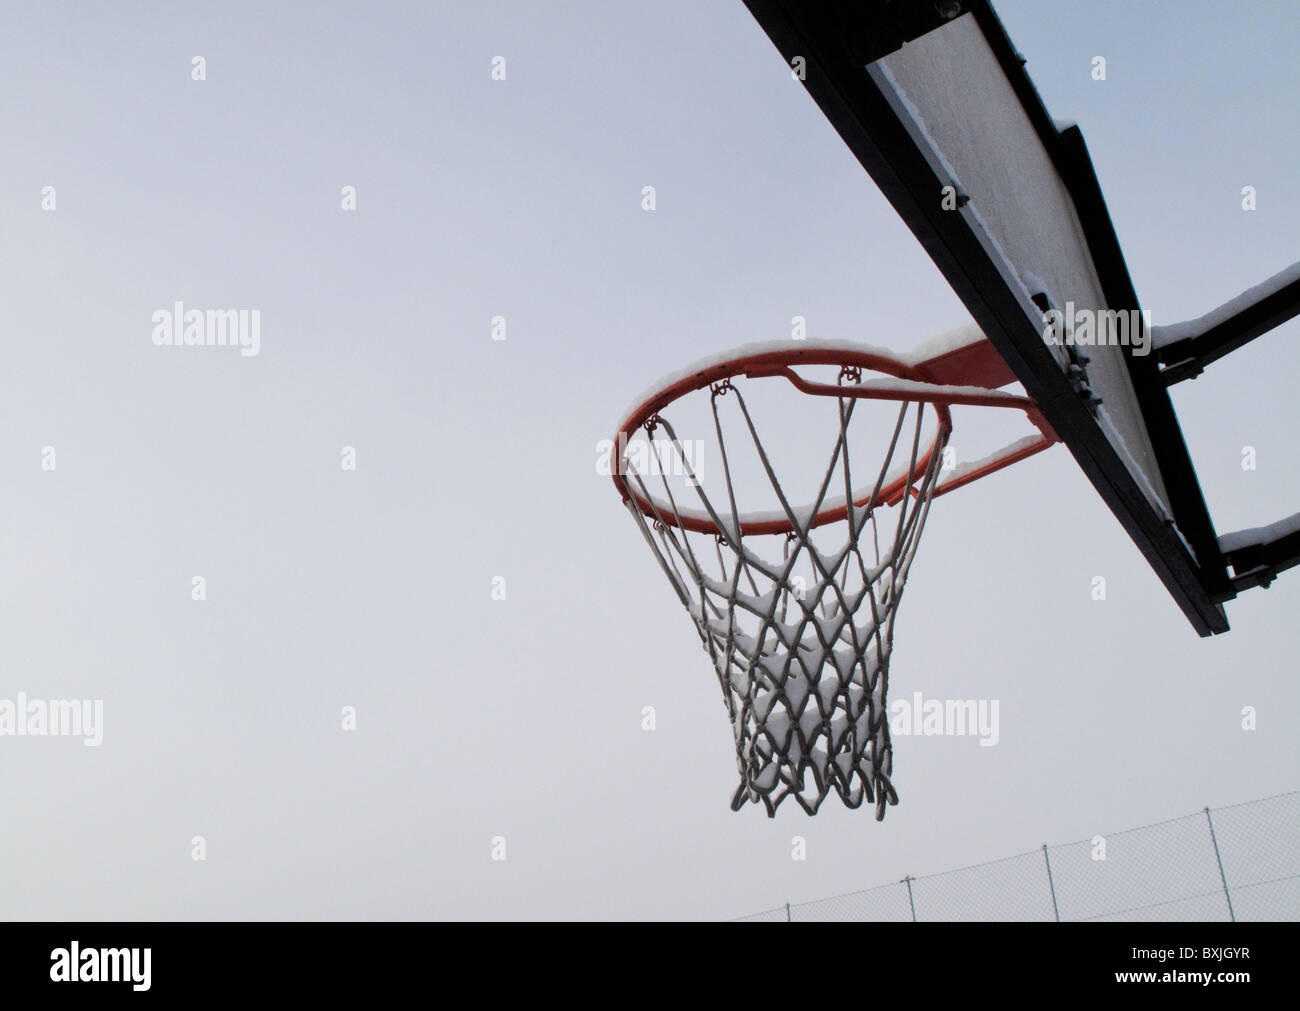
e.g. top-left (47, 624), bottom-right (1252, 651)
top-left (889, 691), bottom-right (999, 747)
top-left (596, 434), bottom-right (705, 483)
top-left (151, 302), bottom-right (260, 357)
top-left (1042, 302), bottom-right (1152, 357)
top-left (0, 692), bottom-right (103, 746)
top-left (50, 942), bottom-right (150, 991)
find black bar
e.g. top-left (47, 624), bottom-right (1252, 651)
top-left (1159, 275), bottom-right (1300, 384)
top-left (1221, 524), bottom-right (1300, 592)
top-left (1054, 126), bottom-right (1233, 607)
top-left (0, 921), bottom-right (1280, 996)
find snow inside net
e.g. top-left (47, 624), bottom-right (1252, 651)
top-left (620, 370), bottom-right (948, 817)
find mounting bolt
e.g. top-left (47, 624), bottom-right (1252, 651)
top-left (935, 0), bottom-right (963, 20)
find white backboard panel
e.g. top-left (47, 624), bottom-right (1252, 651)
top-left (873, 15), bottom-right (1171, 517)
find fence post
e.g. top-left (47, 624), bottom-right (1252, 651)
top-left (1204, 807), bottom-right (1236, 922)
top-left (903, 876), bottom-right (917, 922)
top-left (1042, 844), bottom-right (1061, 922)
top-left (785, 902), bottom-right (791, 923)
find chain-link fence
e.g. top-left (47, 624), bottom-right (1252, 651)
top-left (736, 790), bottom-right (1299, 921)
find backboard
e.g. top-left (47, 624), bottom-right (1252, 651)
top-left (741, 0), bottom-right (1232, 634)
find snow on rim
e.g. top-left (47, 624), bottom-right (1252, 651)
top-left (619, 324), bottom-right (986, 423)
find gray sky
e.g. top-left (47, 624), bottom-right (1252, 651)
top-left (1, 0), bottom-right (1296, 920)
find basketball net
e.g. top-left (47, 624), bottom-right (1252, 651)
top-left (618, 367), bottom-right (948, 817)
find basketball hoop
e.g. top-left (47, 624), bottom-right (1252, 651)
top-left (612, 336), bottom-right (1055, 817)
